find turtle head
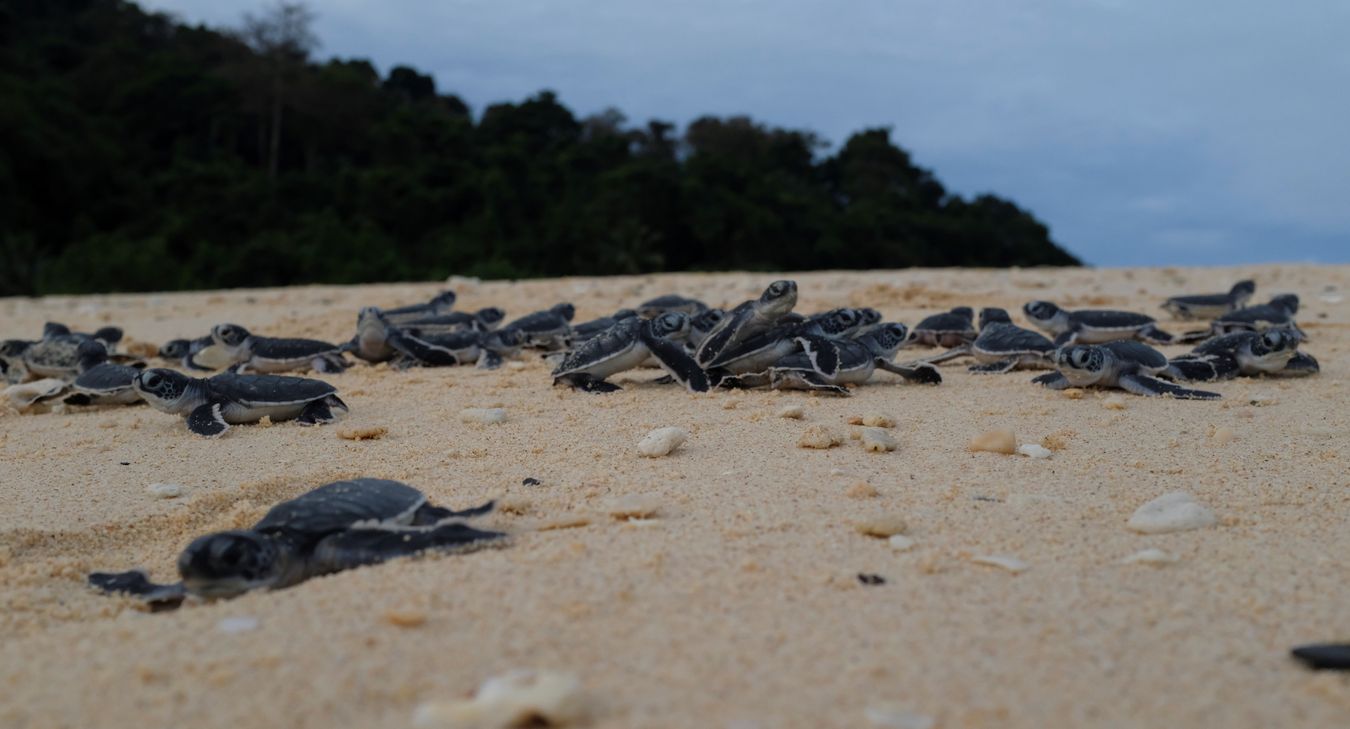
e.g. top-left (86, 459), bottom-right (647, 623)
top-left (475, 307), bottom-right (506, 328)
top-left (865, 323), bottom-right (910, 358)
top-left (0, 339), bottom-right (31, 359)
top-left (212, 323), bottom-right (252, 349)
top-left (486, 327), bottom-right (526, 354)
top-left (951, 306), bottom-right (975, 320)
top-left (758, 280), bottom-right (798, 313)
top-left (817, 308), bottom-right (862, 336)
top-left (1269, 294), bottom-right (1299, 315)
top-left (1055, 345), bottom-right (1108, 385)
top-left (551, 303), bottom-right (576, 321)
top-left (42, 322), bottom-right (71, 339)
top-left (75, 339), bottom-right (109, 371)
top-left (429, 290), bottom-right (457, 309)
top-left (979, 308), bottom-right (1012, 329)
top-left (648, 312), bottom-right (692, 340)
top-left (92, 327), bottom-right (123, 346)
top-left (133, 368), bottom-right (194, 411)
top-left (857, 307), bottom-right (882, 326)
top-left (1230, 280), bottom-right (1256, 298)
top-left (1023, 301), bottom-right (1066, 330)
top-left (159, 339), bottom-right (190, 359)
top-left (691, 308), bottom-right (725, 333)
top-left (1244, 329), bottom-right (1299, 372)
top-left (178, 530), bottom-right (285, 598)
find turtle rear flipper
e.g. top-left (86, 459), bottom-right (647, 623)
top-left (311, 354), bottom-right (350, 374)
top-left (187, 403), bottom-right (229, 437)
top-left (1052, 330), bottom-right (1078, 347)
top-left (642, 332), bottom-right (710, 393)
top-left (311, 523), bottom-right (506, 573)
top-left (1118, 373), bottom-right (1221, 400)
top-left (555, 373), bottom-right (622, 393)
top-left (968, 358), bottom-right (1018, 374)
top-left (877, 360), bottom-right (942, 384)
top-left (388, 331), bottom-right (460, 367)
top-left (88, 570), bottom-right (186, 610)
top-left (296, 396), bottom-right (345, 426)
top-left (414, 499), bottom-right (496, 524)
top-left (1164, 354), bottom-right (1235, 382)
top-left (477, 350), bottom-right (503, 370)
top-left (1032, 371), bottom-right (1071, 390)
top-left (1139, 324), bottom-right (1174, 345)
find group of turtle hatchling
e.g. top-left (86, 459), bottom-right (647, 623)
top-left (900, 278), bottom-right (1320, 400)
top-left (2, 322), bottom-right (147, 410)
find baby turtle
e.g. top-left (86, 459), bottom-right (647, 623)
top-left (387, 325), bottom-right (525, 370)
top-left (212, 323), bottom-right (350, 374)
top-left (908, 307), bottom-right (976, 347)
top-left (695, 280), bottom-right (798, 367)
top-left (19, 327), bottom-right (106, 380)
top-left (551, 312), bottom-right (709, 393)
top-left (159, 335), bottom-right (218, 371)
top-left (89, 478), bottom-right (503, 607)
top-left (1162, 329), bottom-right (1318, 382)
top-left (922, 308), bottom-right (1056, 374)
top-left (1162, 279), bottom-right (1256, 320)
top-left (402, 307), bottom-right (507, 335)
top-left (636, 294), bottom-right (709, 318)
top-left (571, 308), bottom-right (639, 344)
top-left (1023, 301), bottom-right (1174, 346)
top-left (1176, 294), bottom-right (1305, 344)
top-left (1031, 341), bottom-right (1219, 399)
top-left (134, 369), bottom-right (348, 437)
top-left (64, 340), bottom-right (145, 406)
top-left (380, 290), bottom-right (458, 325)
top-left (1, 340), bottom-right (33, 383)
top-left (768, 323), bottom-right (941, 395)
top-left (503, 303), bottom-right (576, 350)
top-left (707, 308), bottom-right (864, 387)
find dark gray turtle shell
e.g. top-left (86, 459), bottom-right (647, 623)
top-left (1101, 340), bottom-right (1168, 370)
top-left (505, 304), bottom-right (574, 334)
top-left (637, 294), bottom-right (708, 317)
top-left (1073, 310), bottom-right (1157, 329)
top-left (777, 338), bottom-right (870, 374)
top-left (1217, 299), bottom-right (1297, 326)
top-left (975, 324), bottom-right (1055, 355)
top-left (254, 479), bottom-right (426, 536)
top-left (914, 308), bottom-right (975, 334)
top-left (1191, 331), bottom-right (1262, 357)
top-left (552, 318), bottom-right (643, 376)
top-left (73, 363), bottom-right (140, 394)
top-left (254, 337), bottom-right (344, 358)
top-left (207, 373), bottom-right (337, 405)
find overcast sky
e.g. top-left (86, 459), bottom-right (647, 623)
top-left (144, 0), bottom-right (1349, 266)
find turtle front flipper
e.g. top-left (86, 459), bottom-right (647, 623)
top-left (876, 360), bottom-right (942, 384)
top-left (88, 570), bottom-right (186, 610)
top-left (795, 336), bottom-right (840, 377)
top-left (1291, 643), bottom-right (1350, 671)
top-left (310, 523), bottom-right (506, 574)
top-left (1052, 330), bottom-right (1077, 347)
top-left (186, 403), bottom-right (230, 437)
top-left (1031, 371), bottom-right (1071, 390)
top-left (555, 373), bottom-right (622, 393)
top-left (1163, 354), bottom-right (1235, 382)
top-left (387, 331), bottom-right (460, 367)
top-left (1138, 324), bottom-right (1175, 345)
top-left (1278, 352), bottom-right (1320, 377)
top-left (641, 333), bottom-right (710, 393)
top-left (1118, 373), bottom-right (1221, 400)
top-left (968, 358), bottom-right (1018, 374)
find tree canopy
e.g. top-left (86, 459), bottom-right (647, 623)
top-left (0, 0), bottom-right (1080, 296)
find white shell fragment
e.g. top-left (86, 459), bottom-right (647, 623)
top-left (637, 427), bottom-right (688, 457)
top-left (4, 378), bottom-right (66, 411)
top-left (1127, 492), bottom-right (1217, 534)
top-left (861, 427), bottom-right (898, 453)
top-left (1122, 548), bottom-right (1178, 566)
top-left (864, 704), bottom-right (935, 729)
top-left (413, 669), bottom-right (586, 729)
top-left (459, 408), bottom-right (507, 425)
top-left (217, 616), bottom-right (259, 634)
top-left (971, 554), bottom-right (1029, 573)
top-left (146, 483), bottom-right (186, 499)
top-left (888, 535), bottom-right (917, 552)
top-left (1017, 443), bottom-right (1052, 459)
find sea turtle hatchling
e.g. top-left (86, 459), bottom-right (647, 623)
top-left (919, 308), bottom-right (1057, 374)
top-left (706, 308), bottom-right (866, 387)
top-left (907, 307), bottom-right (976, 348)
top-left (768, 323), bottom-right (942, 395)
top-left (63, 340), bottom-right (145, 406)
top-left (571, 308), bottom-right (639, 344)
top-left (695, 280), bottom-right (798, 367)
top-left (387, 325), bottom-right (525, 370)
top-left (1162, 279), bottom-right (1256, 320)
top-left (636, 294), bottom-right (709, 318)
top-left (1023, 301), bottom-right (1175, 346)
top-left (1162, 329), bottom-right (1318, 382)
top-left (212, 323), bottom-right (350, 374)
top-left (20, 328), bottom-right (106, 380)
top-left (503, 303), bottom-right (576, 350)
top-left (551, 312), bottom-right (710, 393)
top-left (159, 335), bottom-right (218, 371)
top-left (88, 478), bottom-right (504, 607)
top-left (380, 291), bottom-right (458, 325)
top-left (401, 307), bottom-right (507, 335)
top-left (133, 369), bottom-right (348, 437)
top-left (1176, 294), bottom-right (1306, 344)
top-left (1031, 341), bottom-right (1220, 399)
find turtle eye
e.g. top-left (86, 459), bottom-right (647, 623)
top-left (1261, 332), bottom-right (1281, 350)
top-left (143, 373), bottom-right (162, 389)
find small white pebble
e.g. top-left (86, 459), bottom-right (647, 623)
top-left (217, 616), bottom-right (259, 634)
top-left (506, 361), bottom-right (526, 371)
top-left (1122, 548), bottom-right (1178, 566)
top-left (1017, 443), bottom-right (1052, 459)
top-left (413, 669), bottom-right (585, 728)
top-left (888, 535), bottom-right (917, 552)
top-left (637, 427), bottom-right (688, 457)
top-left (459, 408), bottom-right (507, 425)
top-left (1127, 492), bottom-right (1216, 534)
top-left (864, 705), bottom-right (935, 729)
top-left (146, 483), bottom-right (186, 499)
top-left (861, 428), bottom-right (898, 453)
top-left (777, 405), bottom-right (804, 419)
top-left (971, 554), bottom-right (1029, 573)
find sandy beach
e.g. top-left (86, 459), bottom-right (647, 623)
top-left (1, 265), bottom-right (1347, 728)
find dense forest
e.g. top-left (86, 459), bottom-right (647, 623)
top-left (0, 0), bottom-right (1080, 297)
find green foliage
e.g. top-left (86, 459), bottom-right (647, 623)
top-left (0, 0), bottom-right (1079, 296)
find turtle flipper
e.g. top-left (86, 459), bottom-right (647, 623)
top-left (186, 403), bottom-right (229, 437)
top-left (1175, 328), bottom-right (1214, 345)
top-left (769, 369), bottom-right (850, 395)
top-left (717, 372), bottom-right (770, 389)
top-left (968, 358), bottom-right (1018, 374)
top-left (795, 336), bottom-right (840, 377)
top-left (311, 354), bottom-right (350, 374)
top-left (1032, 371), bottom-right (1071, 390)
top-left (311, 523), bottom-right (506, 574)
top-left (876, 359), bottom-right (942, 384)
top-left (1163, 354), bottom-right (1235, 382)
top-left (476, 350), bottom-right (503, 370)
top-left (1291, 643), bottom-right (1350, 670)
top-left (641, 332), bottom-right (710, 393)
top-left (908, 345), bottom-right (971, 367)
top-left (1118, 373), bottom-right (1221, 400)
top-left (88, 570), bottom-right (186, 610)
top-left (415, 499), bottom-right (496, 524)
top-left (387, 331), bottom-right (460, 367)
top-left (555, 373), bottom-right (622, 393)
top-left (1278, 352), bottom-right (1320, 377)
top-left (1139, 324), bottom-right (1174, 345)
top-left (1052, 330), bottom-right (1078, 347)
top-left (296, 396), bottom-right (345, 426)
